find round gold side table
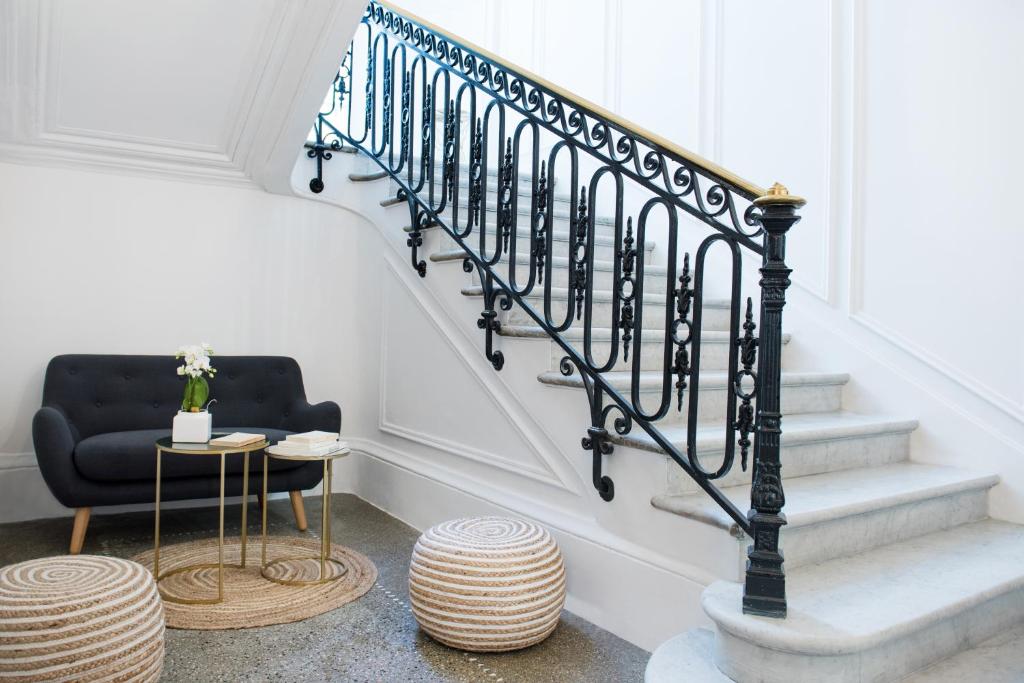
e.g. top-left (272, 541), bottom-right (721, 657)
top-left (153, 435), bottom-right (269, 605)
top-left (260, 446), bottom-right (351, 586)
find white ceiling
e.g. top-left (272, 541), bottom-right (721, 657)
top-left (0, 0), bottom-right (366, 189)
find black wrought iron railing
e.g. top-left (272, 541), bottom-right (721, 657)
top-left (307, 0), bottom-right (804, 618)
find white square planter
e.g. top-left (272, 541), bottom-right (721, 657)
top-left (172, 411), bottom-right (212, 443)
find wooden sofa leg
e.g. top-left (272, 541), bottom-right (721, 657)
top-left (70, 508), bottom-right (91, 555)
top-left (289, 491), bottom-right (308, 532)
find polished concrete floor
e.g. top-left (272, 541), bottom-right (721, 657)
top-left (0, 494), bottom-right (649, 682)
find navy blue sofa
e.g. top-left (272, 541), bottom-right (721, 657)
top-left (32, 354), bottom-right (341, 553)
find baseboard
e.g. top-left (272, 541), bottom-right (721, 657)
top-left (345, 440), bottom-right (712, 652)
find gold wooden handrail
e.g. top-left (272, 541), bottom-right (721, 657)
top-left (378, 0), bottom-right (771, 199)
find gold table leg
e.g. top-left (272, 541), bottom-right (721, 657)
top-left (261, 452), bottom-right (268, 569)
top-left (260, 456), bottom-right (346, 586)
top-left (154, 448), bottom-right (162, 578)
top-left (320, 460), bottom-right (329, 579)
top-left (218, 452), bottom-right (225, 603)
top-left (240, 452), bottom-right (249, 567)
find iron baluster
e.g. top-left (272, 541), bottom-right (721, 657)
top-left (673, 253), bottom-right (693, 411)
top-left (618, 217), bottom-right (636, 362)
top-left (744, 184), bottom-right (804, 619)
top-left (735, 297), bottom-right (758, 472)
top-left (533, 161), bottom-right (548, 285)
top-left (498, 138), bottom-right (514, 253)
top-left (443, 102), bottom-right (457, 202)
top-left (571, 186), bottom-right (589, 320)
top-left (469, 119), bottom-right (483, 228)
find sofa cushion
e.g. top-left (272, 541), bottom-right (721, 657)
top-left (74, 428), bottom-right (300, 482)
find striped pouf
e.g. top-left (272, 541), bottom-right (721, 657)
top-left (0, 555), bottom-right (164, 682)
top-left (409, 517), bottom-right (566, 652)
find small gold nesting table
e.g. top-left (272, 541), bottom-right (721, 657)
top-left (153, 435), bottom-right (269, 605)
top-left (260, 446), bottom-right (350, 586)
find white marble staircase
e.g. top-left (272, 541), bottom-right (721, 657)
top-left (347, 158), bottom-right (1024, 682)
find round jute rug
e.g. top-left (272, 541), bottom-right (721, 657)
top-left (132, 536), bottom-right (376, 630)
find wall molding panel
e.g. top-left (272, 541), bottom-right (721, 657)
top-left (376, 256), bottom-right (584, 496)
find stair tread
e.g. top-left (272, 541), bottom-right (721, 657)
top-left (462, 285), bottom-right (669, 304)
top-left (613, 410), bottom-right (918, 455)
top-left (538, 368), bottom-right (839, 391)
top-left (431, 249), bottom-right (669, 275)
top-left (504, 325), bottom-right (740, 341)
top-left (703, 519), bottom-right (1024, 655)
top-left (902, 622), bottom-right (1024, 682)
top-left (499, 321), bottom-right (757, 339)
top-left (432, 226), bottom-right (656, 250)
top-left (653, 461), bottom-right (998, 530)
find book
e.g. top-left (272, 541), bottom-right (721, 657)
top-left (268, 442), bottom-right (349, 458)
top-left (284, 430), bottom-right (340, 445)
top-left (209, 432), bottom-right (265, 447)
top-left (272, 439), bottom-right (348, 454)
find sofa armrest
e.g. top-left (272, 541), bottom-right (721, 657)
top-left (283, 399), bottom-right (342, 435)
top-left (32, 406), bottom-right (82, 507)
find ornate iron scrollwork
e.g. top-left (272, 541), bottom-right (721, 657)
top-left (498, 138), bottom-right (514, 253)
top-left (571, 187), bottom-right (588, 320)
top-left (443, 102), bottom-right (457, 201)
top-left (673, 253), bottom-right (693, 410)
top-left (618, 217), bottom-right (636, 362)
top-left (560, 356), bottom-right (616, 501)
top-left (533, 161), bottom-right (548, 284)
top-left (406, 203), bottom-right (429, 277)
top-left (469, 119), bottom-right (483, 227)
top-left (734, 297), bottom-right (758, 472)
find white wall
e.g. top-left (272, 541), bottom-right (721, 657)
top-left (0, 161), bottom-right (382, 521)
top-left (391, 0), bottom-right (1024, 521)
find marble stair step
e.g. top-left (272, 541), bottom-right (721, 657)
top-left (461, 286), bottom-right (736, 330)
top-left (622, 411), bottom-right (918, 492)
top-left (702, 519), bottom-right (1024, 683)
top-left (503, 326), bottom-right (785, 373)
top-left (536, 369), bottom-right (842, 426)
top-left (432, 248), bottom-right (671, 295)
top-left (644, 629), bottom-right (729, 682)
top-left (652, 462), bottom-right (998, 570)
top-left (901, 621), bottom-right (1024, 682)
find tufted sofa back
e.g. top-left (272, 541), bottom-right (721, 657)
top-left (41, 355), bottom-right (308, 441)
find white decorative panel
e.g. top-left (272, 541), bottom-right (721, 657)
top-left (379, 271), bottom-right (569, 488)
top-left (718, 0), bottom-right (833, 300)
top-left (855, 0), bottom-right (1024, 409)
top-left (45, 0), bottom-right (281, 153)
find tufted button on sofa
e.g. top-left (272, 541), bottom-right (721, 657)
top-left (32, 354), bottom-right (341, 554)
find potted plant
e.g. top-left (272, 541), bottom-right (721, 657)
top-left (171, 343), bottom-right (217, 443)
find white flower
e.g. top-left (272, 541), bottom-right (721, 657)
top-left (176, 365), bottom-right (185, 376)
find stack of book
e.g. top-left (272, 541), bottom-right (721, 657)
top-left (268, 430), bottom-right (349, 458)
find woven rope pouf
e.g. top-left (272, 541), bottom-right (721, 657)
top-left (0, 555), bottom-right (164, 682)
top-left (409, 517), bottom-right (566, 652)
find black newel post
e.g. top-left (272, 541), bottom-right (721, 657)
top-left (743, 183), bottom-right (805, 618)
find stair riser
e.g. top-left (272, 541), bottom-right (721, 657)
top-left (504, 299), bottom-right (733, 331)
top-left (546, 337), bottom-right (738, 373)
top-left (713, 586), bottom-right (1024, 683)
top-left (755, 487), bottom-right (990, 572)
top-left (543, 381), bottom-right (843, 427)
top-left (439, 254), bottom-right (670, 295)
top-left (665, 431), bottom-right (911, 494)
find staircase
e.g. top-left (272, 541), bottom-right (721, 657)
top-left (304, 2), bottom-right (1024, 680)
